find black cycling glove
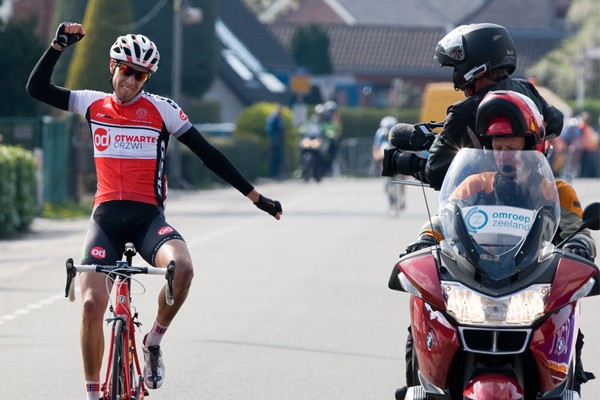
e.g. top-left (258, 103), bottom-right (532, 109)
top-left (404, 235), bottom-right (436, 255)
top-left (52, 23), bottom-right (85, 49)
top-left (254, 194), bottom-right (282, 217)
top-left (564, 238), bottom-right (594, 261)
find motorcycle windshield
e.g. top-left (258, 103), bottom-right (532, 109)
top-left (439, 148), bottom-right (560, 280)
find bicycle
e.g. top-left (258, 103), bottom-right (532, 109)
top-left (65, 243), bottom-right (175, 400)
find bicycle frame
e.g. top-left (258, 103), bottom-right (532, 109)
top-left (65, 244), bottom-right (175, 400)
top-left (102, 261), bottom-right (144, 399)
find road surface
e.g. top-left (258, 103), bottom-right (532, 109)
top-left (1, 177), bottom-right (599, 399)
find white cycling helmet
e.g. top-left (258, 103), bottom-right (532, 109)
top-left (380, 116), bottom-right (398, 130)
top-left (110, 34), bottom-right (160, 73)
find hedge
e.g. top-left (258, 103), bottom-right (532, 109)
top-left (180, 135), bottom-right (263, 188)
top-left (338, 107), bottom-right (420, 138)
top-left (0, 145), bottom-right (37, 238)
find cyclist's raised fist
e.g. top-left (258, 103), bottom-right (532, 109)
top-left (52, 22), bottom-right (86, 50)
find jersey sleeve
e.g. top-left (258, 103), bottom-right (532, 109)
top-left (147, 94), bottom-right (193, 137)
top-left (69, 90), bottom-right (106, 116)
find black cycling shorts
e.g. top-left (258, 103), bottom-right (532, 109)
top-left (81, 200), bottom-right (184, 266)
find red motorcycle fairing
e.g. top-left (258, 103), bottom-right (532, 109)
top-left (397, 253), bottom-right (445, 310)
top-left (530, 302), bottom-right (578, 393)
top-left (411, 296), bottom-right (460, 390)
top-left (463, 374), bottom-right (524, 400)
top-left (544, 256), bottom-right (596, 313)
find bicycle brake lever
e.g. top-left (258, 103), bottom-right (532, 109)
top-left (65, 258), bottom-right (76, 302)
top-left (165, 260), bottom-right (175, 306)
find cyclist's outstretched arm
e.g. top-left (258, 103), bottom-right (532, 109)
top-left (178, 127), bottom-right (255, 194)
top-left (178, 128), bottom-right (282, 219)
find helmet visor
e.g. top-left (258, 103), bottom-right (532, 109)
top-left (437, 31), bottom-right (465, 62)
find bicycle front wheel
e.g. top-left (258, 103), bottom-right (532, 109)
top-left (109, 319), bottom-right (126, 400)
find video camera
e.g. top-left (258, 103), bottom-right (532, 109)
top-left (381, 122), bottom-right (442, 181)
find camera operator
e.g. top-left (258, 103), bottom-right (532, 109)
top-left (383, 23), bottom-right (563, 192)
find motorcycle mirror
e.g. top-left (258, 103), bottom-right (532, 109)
top-left (582, 202), bottom-right (600, 231)
top-left (557, 202), bottom-right (600, 249)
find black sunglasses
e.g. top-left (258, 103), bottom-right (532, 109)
top-left (116, 63), bottom-right (150, 82)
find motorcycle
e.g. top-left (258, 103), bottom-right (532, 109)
top-left (296, 120), bottom-right (330, 182)
top-left (388, 148), bottom-right (600, 400)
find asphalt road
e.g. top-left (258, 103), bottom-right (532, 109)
top-left (1, 177), bottom-right (599, 399)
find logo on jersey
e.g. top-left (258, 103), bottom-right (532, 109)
top-left (94, 128), bottom-right (111, 151)
top-left (158, 226), bottom-right (174, 236)
top-left (179, 109), bottom-right (188, 121)
top-left (91, 246), bottom-right (107, 259)
top-left (136, 108), bottom-right (148, 119)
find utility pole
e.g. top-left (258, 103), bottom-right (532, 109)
top-left (169, 0), bottom-right (202, 189)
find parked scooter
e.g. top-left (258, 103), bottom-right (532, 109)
top-left (388, 148), bottom-right (600, 400)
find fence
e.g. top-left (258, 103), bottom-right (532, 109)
top-left (0, 115), bottom-right (94, 206)
top-left (339, 137), bottom-right (377, 177)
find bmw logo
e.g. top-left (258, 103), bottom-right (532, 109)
top-left (557, 336), bottom-right (564, 352)
top-left (426, 332), bottom-right (433, 350)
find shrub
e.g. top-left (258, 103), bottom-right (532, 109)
top-left (0, 145), bottom-right (37, 237)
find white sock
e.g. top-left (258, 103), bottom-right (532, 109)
top-left (145, 320), bottom-right (169, 347)
top-left (85, 381), bottom-right (100, 400)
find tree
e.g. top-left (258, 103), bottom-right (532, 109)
top-left (131, 0), bottom-right (217, 100)
top-left (51, 0), bottom-right (88, 86)
top-left (291, 24), bottom-right (333, 74)
top-left (65, 0), bottom-right (134, 91)
top-left (0, 17), bottom-right (45, 116)
top-left (528, 0), bottom-right (600, 101)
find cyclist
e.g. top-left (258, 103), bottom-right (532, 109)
top-left (424, 23), bottom-right (564, 190)
top-left (372, 116), bottom-right (406, 213)
top-left (27, 23), bottom-right (282, 400)
top-left (396, 90), bottom-right (595, 399)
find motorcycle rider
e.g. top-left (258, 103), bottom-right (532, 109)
top-left (396, 90), bottom-right (595, 399)
top-left (319, 101), bottom-right (343, 176)
top-left (423, 23), bottom-right (564, 190)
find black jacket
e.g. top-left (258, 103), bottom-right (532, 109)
top-left (425, 78), bottom-right (564, 190)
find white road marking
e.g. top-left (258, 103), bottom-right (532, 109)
top-left (0, 293), bottom-right (63, 327)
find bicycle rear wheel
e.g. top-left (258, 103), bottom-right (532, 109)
top-left (109, 319), bottom-right (126, 400)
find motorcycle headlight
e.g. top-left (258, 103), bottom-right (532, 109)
top-left (310, 138), bottom-right (322, 148)
top-left (442, 281), bottom-right (550, 326)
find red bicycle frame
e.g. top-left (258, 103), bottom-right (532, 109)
top-left (65, 244), bottom-right (175, 400)
top-left (101, 263), bottom-right (145, 398)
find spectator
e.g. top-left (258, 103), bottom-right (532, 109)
top-left (265, 104), bottom-right (286, 180)
top-left (577, 112), bottom-right (600, 177)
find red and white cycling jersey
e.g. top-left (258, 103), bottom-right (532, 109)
top-left (70, 91), bottom-right (192, 207)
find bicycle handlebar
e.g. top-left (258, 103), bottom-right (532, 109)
top-left (64, 258), bottom-right (176, 305)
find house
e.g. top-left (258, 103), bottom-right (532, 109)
top-left (262, 0), bottom-right (574, 107)
top-left (203, 0), bottom-right (295, 122)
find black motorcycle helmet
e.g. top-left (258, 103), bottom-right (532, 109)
top-left (434, 23), bottom-right (517, 91)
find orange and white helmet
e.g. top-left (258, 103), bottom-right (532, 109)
top-left (476, 90), bottom-right (545, 152)
top-left (110, 34), bottom-right (160, 73)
